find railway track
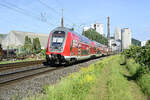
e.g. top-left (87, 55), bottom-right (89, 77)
top-left (0, 65), bottom-right (63, 85)
top-left (0, 56), bottom-right (109, 86)
top-left (0, 60), bottom-right (46, 72)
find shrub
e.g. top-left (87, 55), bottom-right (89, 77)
top-left (137, 74), bottom-right (150, 96)
top-left (40, 49), bottom-right (46, 58)
top-left (126, 59), bottom-right (140, 75)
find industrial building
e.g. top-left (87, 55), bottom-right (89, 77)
top-left (91, 23), bottom-right (104, 35)
top-left (114, 27), bottom-right (121, 41)
top-left (83, 26), bottom-right (90, 32)
top-left (1, 30), bottom-right (49, 49)
top-left (141, 41), bottom-right (147, 46)
top-left (83, 22), bottom-right (104, 35)
top-left (121, 28), bottom-right (132, 50)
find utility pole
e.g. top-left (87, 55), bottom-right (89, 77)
top-left (61, 8), bottom-right (64, 27)
top-left (107, 16), bottom-right (110, 47)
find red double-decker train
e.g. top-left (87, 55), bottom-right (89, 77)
top-left (46, 27), bottom-right (110, 64)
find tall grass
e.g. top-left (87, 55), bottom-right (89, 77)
top-left (43, 61), bottom-right (107, 100)
top-left (137, 74), bottom-right (150, 96)
top-left (107, 57), bottom-right (133, 100)
top-left (22, 56), bottom-right (112, 100)
top-left (122, 56), bottom-right (150, 98)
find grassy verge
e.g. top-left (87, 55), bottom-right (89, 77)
top-left (137, 74), bottom-right (150, 97)
top-left (86, 55), bottom-right (149, 100)
top-left (123, 56), bottom-right (150, 98)
top-left (87, 56), bottom-right (133, 100)
top-left (107, 57), bottom-right (133, 100)
top-left (21, 55), bottom-right (150, 100)
top-left (0, 58), bottom-right (44, 64)
top-left (22, 57), bottom-right (113, 100)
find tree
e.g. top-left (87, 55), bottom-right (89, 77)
top-left (132, 38), bottom-right (141, 46)
top-left (23, 36), bottom-right (33, 54)
top-left (146, 40), bottom-right (150, 47)
top-left (33, 37), bottom-right (41, 53)
top-left (82, 28), bottom-right (108, 45)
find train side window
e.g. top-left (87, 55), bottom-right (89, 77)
top-left (79, 44), bottom-right (81, 48)
top-left (70, 40), bottom-right (73, 51)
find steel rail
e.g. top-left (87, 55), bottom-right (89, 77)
top-left (0, 66), bottom-right (63, 85)
top-left (0, 60), bottom-right (46, 71)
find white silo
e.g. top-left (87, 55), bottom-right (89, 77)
top-left (114, 27), bottom-right (121, 41)
top-left (121, 28), bottom-right (131, 50)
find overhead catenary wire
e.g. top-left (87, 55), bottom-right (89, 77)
top-left (37, 0), bottom-right (60, 15)
top-left (37, 0), bottom-right (75, 27)
top-left (0, 1), bottom-right (55, 26)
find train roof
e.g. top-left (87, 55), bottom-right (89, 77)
top-left (51, 27), bottom-right (91, 44)
top-left (51, 27), bottom-right (107, 47)
top-left (93, 41), bottom-right (107, 47)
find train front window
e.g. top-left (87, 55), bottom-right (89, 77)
top-left (50, 31), bottom-right (66, 50)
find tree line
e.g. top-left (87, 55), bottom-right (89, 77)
top-left (21, 36), bottom-right (41, 54)
top-left (82, 29), bottom-right (108, 45)
top-left (121, 40), bottom-right (150, 75)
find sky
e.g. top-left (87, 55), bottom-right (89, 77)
top-left (0, 0), bottom-right (150, 41)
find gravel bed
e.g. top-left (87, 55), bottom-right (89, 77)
top-left (0, 57), bottom-right (105, 100)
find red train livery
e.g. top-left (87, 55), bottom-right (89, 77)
top-left (46, 27), bottom-right (110, 64)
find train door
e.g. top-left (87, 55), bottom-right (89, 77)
top-left (70, 40), bottom-right (78, 56)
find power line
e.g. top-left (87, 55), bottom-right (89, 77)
top-left (0, 1), bottom-right (55, 26)
top-left (37, 0), bottom-right (75, 26)
top-left (37, 0), bottom-right (60, 15)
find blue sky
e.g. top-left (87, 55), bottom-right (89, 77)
top-left (0, 0), bottom-right (150, 41)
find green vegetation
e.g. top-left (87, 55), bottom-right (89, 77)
top-left (137, 74), bottom-right (150, 96)
top-left (122, 43), bottom-right (150, 67)
top-left (33, 37), bottom-right (41, 53)
top-left (132, 38), bottom-right (141, 46)
top-left (22, 56), bottom-right (113, 100)
top-left (40, 48), bottom-right (46, 58)
top-left (21, 36), bottom-right (41, 55)
top-left (0, 58), bottom-right (42, 64)
top-left (146, 40), bottom-right (150, 46)
top-left (123, 58), bottom-right (150, 98)
top-left (121, 42), bottom-right (150, 98)
top-left (22, 55), bottom-right (150, 100)
top-left (126, 59), bottom-right (140, 75)
top-left (22, 36), bottom-right (33, 54)
top-left (82, 29), bottom-right (108, 45)
top-left (0, 34), bottom-right (7, 38)
top-left (87, 56), bottom-right (134, 100)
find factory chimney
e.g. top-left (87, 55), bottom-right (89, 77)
top-left (107, 16), bottom-right (110, 47)
top-left (61, 8), bottom-right (64, 27)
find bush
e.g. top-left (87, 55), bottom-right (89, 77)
top-left (40, 49), bottom-right (46, 58)
top-left (126, 59), bottom-right (140, 75)
top-left (122, 56), bottom-right (150, 97)
top-left (121, 45), bottom-right (150, 71)
top-left (137, 74), bottom-right (150, 96)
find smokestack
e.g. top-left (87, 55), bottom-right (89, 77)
top-left (61, 9), bottom-right (64, 27)
top-left (107, 16), bottom-right (110, 47)
top-left (61, 17), bottom-right (64, 27)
